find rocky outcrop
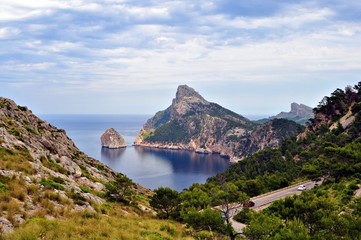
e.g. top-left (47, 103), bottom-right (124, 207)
top-left (0, 217), bottom-right (13, 234)
top-left (134, 85), bottom-right (302, 162)
top-left (101, 128), bottom-right (126, 148)
top-left (259, 103), bottom-right (314, 125)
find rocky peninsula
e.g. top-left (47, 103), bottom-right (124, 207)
top-left (134, 85), bottom-right (303, 162)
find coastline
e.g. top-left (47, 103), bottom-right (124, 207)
top-left (133, 142), bottom-right (242, 163)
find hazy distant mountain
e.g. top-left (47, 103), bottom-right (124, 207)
top-left (134, 85), bottom-right (303, 162)
top-left (257, 103), bottom-right (314, 125)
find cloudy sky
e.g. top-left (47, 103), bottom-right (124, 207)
top-left (1, 0), bottom-right (360, 117)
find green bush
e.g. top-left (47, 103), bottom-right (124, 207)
top-left (66, 190), bottom-right (87, 205)
top-left (17, 105), bottom-right (28, 111)
top-left (0, 182), bottom-right (9, 192)
top-left (8, 128), bottom-right (21, 137)
top-left (79, 186), bottom-right (91, 193)
top-left (193, 231), bottom-right (215, 240)
top-left (40, 179), bottom-right (64, 190)
top-left (234, 207), bottom-right (254, 224)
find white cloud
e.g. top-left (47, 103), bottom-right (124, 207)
top-left (2, 61), bottom-right (56, 71)
top-left (0, 0), bottom-right (103, 22)
top-left (0, 6), bottom-right (53, 21)
top-left (46, 41), bottom-right (84, 53)
top-left (0, 27), bottom-right (20, 39)
top-left (1, 0), bottom-right (361, 114)
top-left (0, 0), bottom-right (68, 9)
top-left (203, 7), bottom-right (334, 30)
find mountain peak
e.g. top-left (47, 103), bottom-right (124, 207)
top-left (290, 102), bottom-right (313, 116)
top-left (268, 102), bottom-right (314, 125)
top-left (175, 85), bottom-right (205, 102)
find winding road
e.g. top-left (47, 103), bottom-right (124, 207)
top-left (230, 179), bottom-right (323, 233)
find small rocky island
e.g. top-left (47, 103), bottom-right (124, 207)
top-left (101, 128), bottom-right (126, 148)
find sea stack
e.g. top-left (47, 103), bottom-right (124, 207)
top-left (101, 128), bottom-right (126, 149)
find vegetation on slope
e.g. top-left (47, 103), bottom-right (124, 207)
top-left (241, 179), bottom-right (360, 240)
top-left (5, 207), bottom-right (193, 240)
top-left (2, 81), bottom-right (361, 239)
top-left (0, 97), bottom-right (197, 239)
top-left (148, 82), bottom-right (361, 239)
top-left (146, 120), bottom-right (191, 143)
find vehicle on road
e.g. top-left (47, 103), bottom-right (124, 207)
top-left (297, 185), bottom-right (307, 191)
top-left (242, 200), bottom-right (255, 207)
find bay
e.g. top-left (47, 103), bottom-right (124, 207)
top-left (40, 114), bottom-right (230, 192)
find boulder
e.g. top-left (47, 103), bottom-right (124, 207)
top-left (0, 217), bottom-right (13, 234)
top-left (101, 128), bottom-right (126, 149)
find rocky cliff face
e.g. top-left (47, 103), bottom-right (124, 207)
top-left (101, 128), bottom-right (126, 148)
top-left (134, 85), bottom-right (302, 162)
top-left (299, 84), bottom-right (361, 139)
top-left (0, 97), bottom-right (149, 234)
top-left (271, 103), bottom-right (314, 125)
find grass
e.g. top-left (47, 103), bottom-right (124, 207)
top-left (5, 205), bottom-right (195, 240)
top-left (40, 155), bottom-right (69, 175)
top-left (24, 125), bottom-right (39, 135)
top-left (0, 146), bottom-right (35, 175)
top-left (0, 182), bottom-right (9, 193)
top-left (79, 186), bottom-right (91, 193)
top-left (40, 179), bottom-right (65, 191)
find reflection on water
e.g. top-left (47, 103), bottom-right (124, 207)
top-left (100, 146), bottom-right (230, 191)
top-left (101, 147), bottom-right (126, 161)
top-left (134, 147), bottom-right (230, 174)
top-left (41, 114), bottom-right (230, 191)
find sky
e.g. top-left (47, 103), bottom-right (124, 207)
top-left (1, 0), bottom-right (361, 117)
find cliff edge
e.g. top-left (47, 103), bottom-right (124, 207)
top-left (134, 85), bottom-right (302, 162)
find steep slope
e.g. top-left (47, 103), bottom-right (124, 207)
top-left (203, 82), bottom-right (361, 239)
top-left (172, 82), bottom-right (361, 239)
top-left (233, 119), bottom-right (304, 157)
top-left (210, 81), bottom-right (361, 191)
top-left (135, 85), bottom-right (302, 161)
top-left (304, 84), bottom-right (361, 137)
top-left (257, 102), bottom-right (314, 125)
top-left (0, 97), bottom-right (153, 235)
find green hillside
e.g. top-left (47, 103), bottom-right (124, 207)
top-left (147, 82), bottom-right (361, 239)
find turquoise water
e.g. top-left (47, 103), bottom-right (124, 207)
top-left (40, 115), bottom-right (230, 191)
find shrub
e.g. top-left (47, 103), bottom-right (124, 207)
top-left (234, 207), bottom-right (254, 224)
top-left (0, 182), bottom-right (9, 192)
top-left (193, 231), bottom-right (215, 240)
top-left (40, 179), bottom-right (64, 190)
top-left (66, 190), bottom-right (87, 205)
top-left (79, 186), bottom-right (91, 193)
top-left (17, 105), bottom-right (28, 111)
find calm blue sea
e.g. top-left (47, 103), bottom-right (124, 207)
top-left (40, 114), bottom-right (230, 192)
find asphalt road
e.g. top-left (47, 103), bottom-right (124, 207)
top-left (251, 180), bottom-right (319, 210)
top-left (230, 179), bottom-right (323, 233)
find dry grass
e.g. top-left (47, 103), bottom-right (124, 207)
top-left (0, 146), bottom-right (35, 175)
top-left (6, 204), bottom-right (195, 240)
top-left (0, 199), bottom-right (20, 226)
top-left (9, 177), bottom-right (27, 202)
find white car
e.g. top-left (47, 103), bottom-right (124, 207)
top-left (297, 185), bottom-right (307, 191)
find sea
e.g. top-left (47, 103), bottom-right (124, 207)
top-left (40, 114), bottom-right (230, 192)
